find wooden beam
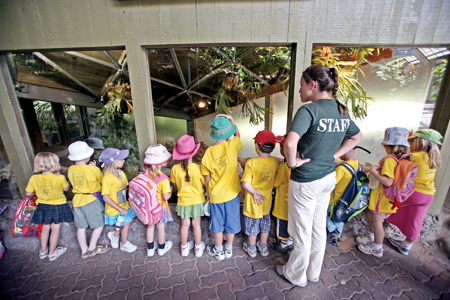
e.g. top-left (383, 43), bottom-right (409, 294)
top-left (65, 51), bottom-right (117, 69)
top-left (16, 82), bottom-right (102, 108)
top-left (33, 52), bottom-right (99, 98)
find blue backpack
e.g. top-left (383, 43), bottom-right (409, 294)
top-left (330, 163), bottom-right (370, 223)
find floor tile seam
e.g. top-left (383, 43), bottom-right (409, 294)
top-left (209, 264), bottom-right (240, 274)
top-left (71, 283), bottom-right (103, 294)
top-left (114, 277), bottom-right (146, 293)
top-left (241, 274), bottom-right (274, 289)
top-left (262, 288), bottom-right (286, 300)
top-left (423, 272), bottom-right (450, 286)
top-left (341, 289), bottom-right (373, 300)
top-left (267, 272), bottom-right (293, 292)
top-left (214, 281), bottom-right (235, 300)
top-left (373, 270), bottom-right (407, 285)
top-left (369, 258), bottom-right (396, 271)
top-left (385, 287), bottom-right (414, 300)
top-left (10, 270), bottom-right (46, 281)
top-left (327, 259), bottom-right (361, 272)
top-left (171, 283), bottom-right (189, 299)
top-left (170, 264), bottom-right (198, 275)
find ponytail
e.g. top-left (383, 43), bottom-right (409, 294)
top-left (428, 141), bottom-right (441, 169)
top-left (304, 65), bottom-right (348, 115)
top-left (182, 159), bottom-right (191, 182)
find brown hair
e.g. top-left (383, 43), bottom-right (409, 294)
top-left (182, 159), bottom-right (191, 182)
top-left (33, 152), bottom-right (60, 173)
top-left (409, 137), bottom-right (441, 169)
top-left (303, 65), bottom-right (348, 115)
top-left (384, 145), bottom-right (410, 159)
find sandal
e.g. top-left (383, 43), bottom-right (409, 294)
top-left (81, 251), bottom-right (89, 259)
top-left (88, 245), bottom-right (110, 257)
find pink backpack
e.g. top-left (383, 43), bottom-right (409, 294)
top-left (380, 154), bottom-right (418, 210)
top-left (128, 170), bottom-right (167, 225)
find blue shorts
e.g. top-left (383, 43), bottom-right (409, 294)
top-left (276, 218), bottom-right (290, 240)
top-left (209, 194), bottom-right (241, 234)
top-left (104, 208), bottom-right (136, 226)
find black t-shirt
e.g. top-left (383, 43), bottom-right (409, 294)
top-left (289, 99), bottom-right (360, 182)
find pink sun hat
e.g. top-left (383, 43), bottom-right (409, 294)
top-left (173, 135), bottom-right (201, 160)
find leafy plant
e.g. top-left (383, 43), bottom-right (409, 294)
top-left (429, 59), bottom-right (447, 102)
top-left (312, 47), bottom-right (375, 120)
top-left (95, 80), bottom-right (133, 128)
top-left (374, 58), bottom-right (417, 87)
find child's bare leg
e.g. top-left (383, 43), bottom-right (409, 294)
top-left (77, 228), bottom-right (88, 254)
top-left (49, 223), bottom-right (61, 255)
top-left (372, 213), bottom-right (385, 245)
top-left (146, 224), bottom-right (155, 243)
top-left (40, 224), bottom-right (51, 252)
top-left (156, 223), bottom-right (166, 245)
top-left (225, 233), bottom-right (235, 246)
top-left (88, 226), bottom-right (104, 251)
top-left (180, 218), bottom-right (190, 245)
top-left (120, 223), bottom-right (130, 245)
top-left (248, 235), bottom-right (257, 245)
top-left (260, 232), bottom-right (269, 245)
top-left (192, 216), bottom-right (202, 246)
top-left (214, 232), bottom-right (223, 247)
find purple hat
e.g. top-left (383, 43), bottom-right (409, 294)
top-left (99, 148), bottom-right (129, 165)
top-left (173, 135), bottom-right (201, 160)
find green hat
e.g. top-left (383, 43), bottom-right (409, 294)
top-left (409, 129), bottom-right (443, 146)
top-left (210, 116), bottom-right (236, 140)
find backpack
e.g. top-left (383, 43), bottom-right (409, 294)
top-left (330, 163), bottom-right (370, 223)
top-left (380, 154), bottom-right (418, 210)
top-left (128, 170), bottom-right (166, 225)
top-left (11, 195), bottom-right (43, 238)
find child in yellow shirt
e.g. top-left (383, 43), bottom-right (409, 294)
top-left (242, 130), bottom-right (278, 258)
top-left (25, 152), bottom-right (72, 261)
top-left (201, 114), bottom-right (242, 261)
top-left (67, 141), bottom-right (109, 258)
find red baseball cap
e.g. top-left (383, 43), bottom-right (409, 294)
top-left (276, 135), bottom-right (286, 146)
top-left (255, 130), bottom-right (276, 146)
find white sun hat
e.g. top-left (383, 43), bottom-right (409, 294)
top-left (68, 141), bottom-right (94, 161)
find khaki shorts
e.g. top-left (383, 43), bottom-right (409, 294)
top-left (73, 200), bottom-right (105, 229)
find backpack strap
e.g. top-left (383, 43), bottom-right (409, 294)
top-left (152, 173), bottom-right (169, 184)
top-left (329, 162), bottom-right (356, 221)
top-left (340, 162), bottom-right (356, 177)
top-left (380, 155), bottom-right (398, 168)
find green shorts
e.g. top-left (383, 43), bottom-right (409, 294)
top-left (176, 203), bottom-right (205, 219)
top-left (73, 200), bottom-right (105, 229)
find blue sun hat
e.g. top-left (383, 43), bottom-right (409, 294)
top-left (382, 127), bottom-right (410, 147)
top-left (210, 116), bottom-right (236, 140)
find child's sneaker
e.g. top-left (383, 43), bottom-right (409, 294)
top-left (181, 241), bottom-right (194, 257)
top-left (48, 246), bottom-right (67, 261)
top-left (388, 237), bottom-right (410, 255)
top-left (270, 240), bottom-right (293, 255)
top-left (243, 241), bottom-right (257, 258)
top-left (120, 241), bottom-right (137, 253)
top-left (206, 244), bottom-right (225, 261)
top-left (195, 242), bottom-right (206, 257)
top-left (107, 231), bottom-right (120, 249)
top-left (39, 249), bottom-right (48, 260)
top-left (356, 234), bottom-right (373, 245)
top-left (224, 246), bottom-right (233, 258)
top-left (147, 244), bottom-right (156, 257)
top-left (158, 241), bottom-right (173, 256)
top-left (358, 242), bottom-right (383, 257)
top-left (256, 241), bottom-right (269, 257)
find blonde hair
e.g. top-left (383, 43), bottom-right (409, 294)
top-left (102, 161), bottom-right (122, 178)
top-left (144, 164), bottom-right (161, 178)
top-left (33, 152), bottom-right (60, 173)
top-left (384, 145), bottom-right (410, 159)
top-left (409, 137), bottom-right (441, 169)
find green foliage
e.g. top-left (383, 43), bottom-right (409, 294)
top-left (34, 101), bottom-right (75, 132)
top-left (374, 58), bottom-right (417, 87)
top-left (312, 47), bottom-right (375, 120)
top-left (430, 59), bottom-right (447, 102)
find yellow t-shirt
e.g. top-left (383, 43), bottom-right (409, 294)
top-left (411, 152), bottom-right (436, 195)
top-left (368, 155), bottom-right (398, 214)
top-left (147, 171), bottom-right (172, 211)
top-left (25, 173), bottom-right (69, 205)
top-left (329, 160), bottom-right (359, 206)
top-left (242, 157), bottom-right (279, 219)
top-left (68, 165), bottom-right (103, 207)
top-left (201, 137), bottom-right (242, 204)
top-left (171, 163), bottom-right (206, 206)
top-left (272, 161), bottom-right (290, 221)
top-left (102, 171), bottom-right (130, 216)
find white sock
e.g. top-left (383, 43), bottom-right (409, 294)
top-left (225, 243), bottom-right (232, 250)
top-left (402, 240), bottom-right (413, 250)
top-left (0, 241), bottom-right (3, 248)
top-left (373, 243), bottom-right (383, 250)
top-left (369, 232), bottom-right (375, 241)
